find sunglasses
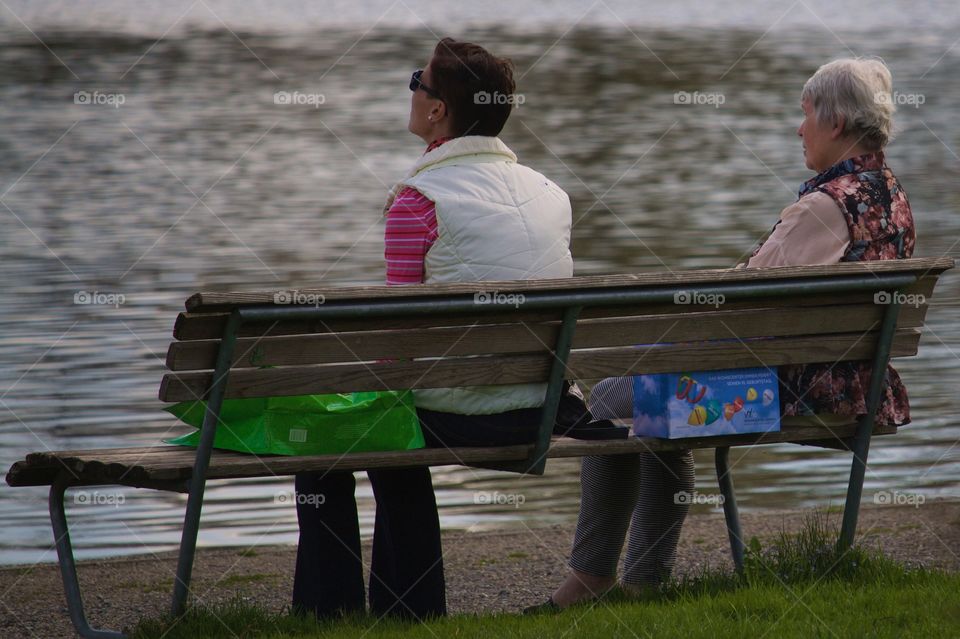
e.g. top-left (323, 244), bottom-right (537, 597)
top-left (409, 69), bottom-right (442, 100)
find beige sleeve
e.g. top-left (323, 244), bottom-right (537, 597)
top-left (747, 192), bottom-right (850, 268)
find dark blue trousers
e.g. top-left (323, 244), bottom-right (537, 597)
top-left (292, 406), bottom-right (540, 620)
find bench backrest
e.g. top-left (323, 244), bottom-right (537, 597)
top-left (161, 258), bottom-right (951, 404)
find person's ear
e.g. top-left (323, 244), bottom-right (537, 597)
top-left (430, 99), bottom-right (446, 122)
top-left (830, 114), bottom-right (846, 140)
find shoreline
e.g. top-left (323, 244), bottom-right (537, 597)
top-left (2, 500), bottom-right (957, 638)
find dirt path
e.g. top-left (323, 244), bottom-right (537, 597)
top-left (2, 501), bottom-right (958, 638)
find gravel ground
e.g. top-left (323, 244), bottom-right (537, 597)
top-left (1, 500), bottom-right (958, 639)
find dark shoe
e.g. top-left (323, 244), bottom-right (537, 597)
top-left (522, 598), bottom-right (561, 615)
top-left (553, 381), bottom-right (593, 435)
top-left (553, 381), bottom-right (630, 439)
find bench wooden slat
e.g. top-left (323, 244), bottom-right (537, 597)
top-left (176, 299), bottom-right (851, 343)
top-left (545, 419), bottom-right (891, 456)
top-left (4, 417), bottom-right (894, 488)
top-left (165, 303), bottom-right (928, 371)
top-left (567, 328), bottom-right (920, 379)
top-left (183, 258), bottom-right (954, 313)
top-left (24, 446), bottom-right (191, 464)
top-left (6, 445), bottom-right (533, 486)
top-left (174, 296), bottom-right (877, 342)
top-left (173, 309), bottom-right (566, 341)
top-left (172, 274), bottom-right (940, 342)
top-left (158, 329), bottom-right (920, 402)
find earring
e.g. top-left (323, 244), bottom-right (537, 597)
top-left (428, 116), bottom-right (433, 121)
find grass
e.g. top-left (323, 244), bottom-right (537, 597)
top-left (131, 514), bottom-right (960, 639)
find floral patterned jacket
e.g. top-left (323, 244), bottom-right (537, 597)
top-left (753, 152), bottom-right (916, 426)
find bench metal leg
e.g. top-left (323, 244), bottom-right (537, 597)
top-left (838, 297), bottom-right (902, 550)
top-left (485, 305), bottom-right (581, 475)
top-left (49, 476), bottom-right (127, 639)
top-left (527, 305), bottom-right (581, 475)
top-left (715, 446), bottom-right (744, 573)
top-left (839, 420), bottom-right (872, 550)
top-left (170, 311), bottom-right (241, 617)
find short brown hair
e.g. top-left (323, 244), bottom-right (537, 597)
top-left (428, 38), bottom-right (516, 137)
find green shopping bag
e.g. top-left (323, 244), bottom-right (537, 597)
top-left (165, 391), bottom-right (425, 456)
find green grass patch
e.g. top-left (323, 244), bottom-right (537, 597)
top-left (132, 514), bottom-right (960, 639)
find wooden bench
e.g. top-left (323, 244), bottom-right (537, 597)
top-left (6, 256), bottom-right (953, 639)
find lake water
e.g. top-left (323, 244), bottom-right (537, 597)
top-left (1, 0), bottom-right (958, 564)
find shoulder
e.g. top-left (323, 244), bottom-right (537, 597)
top-left (779, 191), bottom-right (848, 242)
top-left (791, 191), bottom-right (844, 220)
top-left (389, 187), bottom-right (435, 215)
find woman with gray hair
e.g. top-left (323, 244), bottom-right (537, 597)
top-left (531, 57), bottom-right (915, 611)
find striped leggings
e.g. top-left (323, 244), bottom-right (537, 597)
top-left (569, 376), bottom-right (696, 586)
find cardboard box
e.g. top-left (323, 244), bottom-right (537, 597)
top-left (632, 367), bottom-right (780, 439)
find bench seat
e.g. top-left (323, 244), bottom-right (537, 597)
top-left (6, 416), bottom-right (889, 489)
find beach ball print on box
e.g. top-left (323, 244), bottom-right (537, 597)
top-left (632, 368), bottom-right (781, 439)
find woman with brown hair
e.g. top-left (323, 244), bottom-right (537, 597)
top-left (294, 38), bottom-right (574, 621)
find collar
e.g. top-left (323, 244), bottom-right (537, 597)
top-left (425, 136), bottom-right (452, 153)
top-left (384, 136), bottom-right (518, 211)
top-left (408, 136), bottom-right (517, 177)
top-left (798, 152), bottom-right (885, 198)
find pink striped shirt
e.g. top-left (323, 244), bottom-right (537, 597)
top-left (384, 138), bottom-right (449, 286)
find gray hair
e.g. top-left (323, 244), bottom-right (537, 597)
top-left (801, 58), bottom-right (895, 151)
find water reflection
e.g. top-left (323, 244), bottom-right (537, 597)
top-left (0, 19), bottom-right (958, 563)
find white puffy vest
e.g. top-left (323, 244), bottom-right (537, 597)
top-left (394, 136), bottom-right (573, 414)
